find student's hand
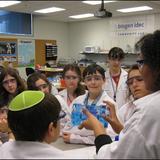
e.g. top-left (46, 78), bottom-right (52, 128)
top-left (0, 118), bottom-right (11, 133)
top-left (78, 109), bottom-right (106, 137)
top-left (103, 101), bottom-right (123, 134)
top-left (62, 132), bottom-right (71, 143)
top-left (8, 132), bottom-right (15, 140)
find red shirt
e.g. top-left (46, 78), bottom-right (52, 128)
top-left (112, 74), bottom-right (120, 87)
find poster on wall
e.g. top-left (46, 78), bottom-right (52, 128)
top-left (110, 15), bottom-right (155, 53)
top-left (0, 41), bottom-right (17, 62)
top-left (18, 39), bottom-right (35, 67)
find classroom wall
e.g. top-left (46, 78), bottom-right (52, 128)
top-left (33, 16), bottom-right (69, 60)
top-left (154, 13), bottom-right (160, 30)
top-left (68, 13), bottom-right (156, 63)
top-left (0, 12), bottom-right (160, 71)
top-left (0, 16), bottom-right (69, 61)
top-left (1, 13), bottom-right (159, 63)
top-left (0, 16), bottom-right (69, 79)
top-left (68, 18), bottom-right (111, 61)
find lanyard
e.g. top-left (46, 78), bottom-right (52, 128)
top-left (109, 71), bottom-right (121, 102)
top-left (84, 91), bottom-right (103, 107)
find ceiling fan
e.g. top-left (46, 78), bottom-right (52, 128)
top-left (94, 0), bottom-right (112, 18)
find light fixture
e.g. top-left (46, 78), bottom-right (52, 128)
top-left (117, 6), bottom-right (153, 13)
top-left (0, 1), bottom-right (21, 7)
top-left (69, 13), bottom-right (94, 19)
top-left (34, 7), bottom-right (65, 14)
top-left (82, 1), bottom-right (114, 5)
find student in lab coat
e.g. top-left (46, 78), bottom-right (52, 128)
top-left (26, 72), bottom-right (70, 133)
top-left (106, 64), bottom-right (150, 135)
top-left (62, 64), bottom-right (117, 144)
top-left (0, 91), bottom-right (82, 159)
top-left (27, 72), bottom-right (58, 95)
top-left (59, 64), bottom-right (86, 108)
top-left (79, 30), bottom-right (160, 158)
top-left (103, 47), bottom-right (128, 109)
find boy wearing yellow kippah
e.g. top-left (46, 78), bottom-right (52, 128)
top-left (0, 91), bottom-right (76, 159)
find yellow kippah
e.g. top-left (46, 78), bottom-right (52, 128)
top-left (9, 91), bottom-right (45, 111)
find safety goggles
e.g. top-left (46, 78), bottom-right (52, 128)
top-left (0, 107), bottom-right (8, 114)
top-left (84, 75), bottom-right (103, 82)
top-left (58, 110), bottom-right (66, 120)
top-left (2, 78), bottom-right (16, 86)
top-left (126, 76), bottom-right (144, 86)
top-left (36, 83), bottom-right (49, 90)
top-left (64, 75), bottom-right (79, 80)
top-left (136, 59), bottom-right (145, 69)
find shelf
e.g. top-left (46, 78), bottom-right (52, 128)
top-left (125, 53), bottom-right (139, 56)
top-left (80, 52), bottom-right (138, 56)
top-left (80, 52), bottom-right (108, 55)
top-left (39, 67), bottom-right (63, 73)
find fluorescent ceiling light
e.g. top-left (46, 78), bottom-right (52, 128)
top-left (34, 7), bottom-right (65, 13)
top-left (0, 1), bottom-right (21, 7)
top-left (117, 6), bottom-right (152, 13)
top-left (82, 1), bottom-right (114, 5)
top-left (69, 13), bottom-right (94, 19)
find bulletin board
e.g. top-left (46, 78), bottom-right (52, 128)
top-left (0, 38), bottom-right (56, 67)
top-left (18, 39), bottom-right (35, 67)
top-left (0, 38), bottom-right (18, 67)
top-left (35, 39), bottom-right (56, 66)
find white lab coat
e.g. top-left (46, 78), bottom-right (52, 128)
top-left (51, 86), bottom-right (59, 95)
top-left (58, 89), bottom-right (87, 126)
top-left (117, 101), bottom-right (136, 125)
top-left (59, 89), bottom-right (87, 108)
top-left (96, 91), bottom-right (160, 159)
top-left (54, 95), bottom-right (72, 135)
top-left (59, 89), bottom-right (69, 105)
top-left (64, 91), bottom-right (118, 145)
top-left (0, 140), bottom-right (90, 159)
top-left (103, 68), bottom-right (128, 109)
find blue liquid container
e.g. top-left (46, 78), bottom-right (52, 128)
top-left (71, 104), bottom-right (84, 126)
top-left (71, 104), bottom-right (109, 128)
top-left (97, 105), bottom-right (109, 128)
top-left (86, 104), bottom-right (97, 116)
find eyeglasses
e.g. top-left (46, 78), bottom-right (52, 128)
top-left (136, 59), bottom-right (145, 69)
top-left (126, 76), bottom-right (144, 86)
top-left (0, 107), bottom-right (8, 116)
top-left (84, 75), bottom-right (103, 82)
top-left (64, 75), bottom-right (79, 80)
top-left (52, 110), bottom-right (66, 126)
top-left (2, 78), bottom-right (16, 86)
top-left (36, 83), bottom-right (49, 90)
top-left (58, 110), bottom-right (66, 120)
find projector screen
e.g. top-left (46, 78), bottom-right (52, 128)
top-left (0, 10), bottom-right (32, 36)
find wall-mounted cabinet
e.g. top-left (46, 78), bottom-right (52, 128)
top-left (45, 44), bottom-right (57, 61)
top-left (35, 39), bottom-right (56, 66)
